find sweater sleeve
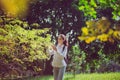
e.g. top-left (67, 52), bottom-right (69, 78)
top-left (56, 46), bottom-right (68, 59)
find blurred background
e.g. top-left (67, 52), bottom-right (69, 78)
top-left (0, 0), bottom-right (120, 80)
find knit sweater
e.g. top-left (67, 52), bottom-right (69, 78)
top-left (47, 44), bottom-right (68, 68)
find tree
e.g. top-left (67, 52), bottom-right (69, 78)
top-left (78, 0), bottom-right (120, 20)
top-left (78, 17), bottom-right (120, 44)
top-left (26, 0), bottom-right (120, 73)
top-left (78, 17), bottom-right (120, 72)
top-left (0, 16), bottom-right (51, 79)
top-left (27, 0), bottom-right (85, 50)
top-left (77, 0), bottom-right (120, 73)
top-left (0, 0), bottom-right (37, 18)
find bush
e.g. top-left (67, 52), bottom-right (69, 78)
top-left (0, 16), bottom-right (51, 79)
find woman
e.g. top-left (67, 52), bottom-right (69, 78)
top-left (47, 34), bottom-right (68, 80)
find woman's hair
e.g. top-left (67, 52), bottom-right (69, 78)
top-left (58, 34), bottom-right (68, 47)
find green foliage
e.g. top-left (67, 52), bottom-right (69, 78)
top-left (69, 42), bottom-right (120, 73)
top-left (68, 44), bottom-right (87, 74)
top-left (77, 16), bottom-right (120, 73)
top-left (78, 0), bottom-right (97, 19)
top-left (0, 17), bottom-right (51, 79)
top-left (78, 0), bottom-right (120, 20)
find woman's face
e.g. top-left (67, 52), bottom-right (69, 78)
top-left (58, 36), bottom-right (64, 44)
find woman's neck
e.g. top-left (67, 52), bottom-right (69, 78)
top-left (58, 43), bottom-right (63, 46)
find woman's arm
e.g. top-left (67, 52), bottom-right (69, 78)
top-left (56, 46), bottom-right (68, 59)
top-left (51, 45), bottom-right (68, 59)
top-left (46, 47), bottom-right (54, 56)
top-left (59, 46), bottom-right (67, 57)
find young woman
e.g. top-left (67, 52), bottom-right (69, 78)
top-left (47, 34), bottom-right (68, 80)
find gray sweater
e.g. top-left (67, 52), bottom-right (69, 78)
top-left (47, 44), bottom-right (68, 67)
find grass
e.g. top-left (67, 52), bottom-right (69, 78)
top-left (26, 72), bottom-right (120, 80)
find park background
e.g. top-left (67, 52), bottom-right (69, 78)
top-left (0, 0), bottom-right (120, 80)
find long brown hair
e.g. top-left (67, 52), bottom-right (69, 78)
top-left (58, 34), bottom-right (68, 47)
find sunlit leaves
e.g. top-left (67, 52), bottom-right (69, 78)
top-left (78, 17), bottom-right (120, 44)
top-left (78, 0), bottom-right (97, 19)
top-left (108, 29), bottom-right (114, 35)
top-left (0, 17), bottom-right (51, 61)
top-left (85, 36), bottom-right (96, 44)
top-left (81, 27), bottom-right (89, 36)
top-left (0, 17), bottom-right (51, 77)
top-left (0, 0), bottom-right (36, 18)
top-left (0, 28), bottom-right (8, 35)
top-left (90, 0), bottom-right (97, 7)
top-left (97, 34), bottom-right (108, 42)
top-left (78, 0), bottom-right (120, 20)
top-left (113, 31), bottom-right (120, 39)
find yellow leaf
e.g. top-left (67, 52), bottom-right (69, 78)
top-left (97, 34), bottom-right (109, 42)
top-left (85, 36), bottom-right (96, 44)
top-left (78, 36), bottom-right (86, 41)
top-left (113, 31), bottom-right (120, 39)
top-left (81, 27), bottom-right (89, 36)
top-left (86, 21), bottom-right (96, 28)
top-left (0, 0), bottom-right (31, 17)
top-left (108, 29), bottom-right (114, 35)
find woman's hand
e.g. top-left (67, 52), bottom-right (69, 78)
top-left (51, 45), bottom-right (57, 51)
